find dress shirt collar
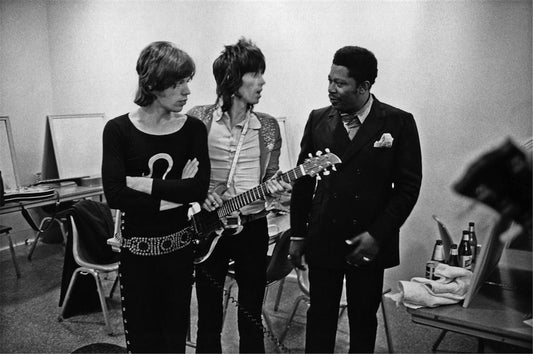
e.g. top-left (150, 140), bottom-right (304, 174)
top-left (353, 94), bottom-right (373, 125)
top-left (213, 101), bottom-right (261, 130)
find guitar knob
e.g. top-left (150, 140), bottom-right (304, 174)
top-left (192, 239), bottom-right (200, 245)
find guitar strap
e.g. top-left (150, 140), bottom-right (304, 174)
top-left (226, 117), bottom-right (250, 189)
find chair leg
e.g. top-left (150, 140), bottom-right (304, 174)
top-left (109, 273), bottom-right (119, 298)
top-left (6, 232), bottom-right (21, 278)
top-left (59, 268), bottom-right (114, 335)
top-left (27, 217), bottom-right (52, 261)
top-left (91, 270), bottom-right (113, 335)
top-left (56, 218), bottom-right (68, 254)
top-left (279, 295), bottom-right (308, 344)
top-left (273, 277), bottom-right (286, 311)
top-left (59, 269), bottom-right (82, 319)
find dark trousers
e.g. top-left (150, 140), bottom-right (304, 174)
top-left (119, 246), bottom-right (194, 353)
top-left (305, 265), bottom-right (384, 353)
top-left (195, 217), bottom-right (269, 353)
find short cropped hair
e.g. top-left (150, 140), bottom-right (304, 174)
top-left (134, 41), bottom-right (195, 107)
top-left (333, 46), bottom-right (378, 88)
top-left (213, 38), bottom-right (266, 112)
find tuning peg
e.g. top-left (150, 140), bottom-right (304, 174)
top-left (332, 165), bottom-right (337, 171)
top-left (316, 150), bottom-right (323, 156)
top-left (308, 153), bottom-right (313, 158)
top-left (316, 175), bottom-right (322, 180)
top-left (325, 148), bottom-right (330, 153)
top-left (323, 170), bottom-right (330, 176)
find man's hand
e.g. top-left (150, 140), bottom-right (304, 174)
top-left (202, 190), bottom-right (224, 212)
top-left (345, 231), bottom-right (380, 267)
top-left (265, 171), bottom-right (292, 197)
top-left (181, 158), bottom-right (199, 179)
top-left (288, 239), bottom-right (306, 270)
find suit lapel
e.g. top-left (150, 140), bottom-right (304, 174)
top-left (341, 97), bottom-right (385, 163)
top-left (327, 109), bottom-right (351, 152)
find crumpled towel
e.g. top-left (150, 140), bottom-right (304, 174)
top-left (385, 263), bottom-right (473, 309)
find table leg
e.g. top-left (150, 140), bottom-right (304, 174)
top-left (432, 329), bottom-right (448, 352)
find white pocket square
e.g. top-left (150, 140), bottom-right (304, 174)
top-left (374, 133), bottom-right (394, 148)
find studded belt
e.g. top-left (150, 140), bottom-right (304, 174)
top-left (121, 226), bottom-right (194, 256)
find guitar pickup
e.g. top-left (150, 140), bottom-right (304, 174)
top-left (225, 215), bottom-right (242, 228)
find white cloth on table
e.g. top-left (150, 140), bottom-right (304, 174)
top-left (386, 263), bottom-right (473, 309)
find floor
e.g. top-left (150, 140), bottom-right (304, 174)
top-left (0, 237), bottom-right (525, 353)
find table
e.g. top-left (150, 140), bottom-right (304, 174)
top-left (407, 249), bottom-right (532, 351)
top-left (0, 184), bottom-right (104, 259)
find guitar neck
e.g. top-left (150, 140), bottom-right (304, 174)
top-left (217, 166), bottom-right (304, 218)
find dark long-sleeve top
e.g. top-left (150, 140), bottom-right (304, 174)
top-left (102, 114), bottom-right (210, 237)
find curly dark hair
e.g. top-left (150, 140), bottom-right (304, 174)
top-left (134, 41), bottom-right (195, 107)
top-left (213, 38), bottom-right (265, 112)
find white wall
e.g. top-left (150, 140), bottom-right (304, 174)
top-left (1, 0), bottom-right (531, 287)
top-left (0, 0), bottom-right (55, 238)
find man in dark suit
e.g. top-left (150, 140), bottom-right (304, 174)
top-left (289, 46), bottom-right (422, 353)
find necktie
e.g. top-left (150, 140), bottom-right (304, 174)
top-left (340, 113), bottom-right (361, 140)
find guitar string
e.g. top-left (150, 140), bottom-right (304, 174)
top-left (195, 266), bottom-right (292, 353)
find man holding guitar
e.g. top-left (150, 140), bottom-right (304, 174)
top-left (187, 38), bottom-right (292, 353)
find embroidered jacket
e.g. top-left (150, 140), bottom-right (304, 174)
top-left (187, 104), bottom-right (282, 183)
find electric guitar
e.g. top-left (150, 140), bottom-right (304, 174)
top-left (190, 151), bottom-right (342, 264)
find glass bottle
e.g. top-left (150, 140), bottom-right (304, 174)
top-left (431, 239), bottom-right (446, 263)
top-left (448, 244), bottom-right (460, 267)
top-left (458, 230), bottom-right (473, 270)
top-left (468, 222), bottom-right (478, 264)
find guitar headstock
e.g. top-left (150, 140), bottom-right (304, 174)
top-left (302, 149), bottom-right (342, 178)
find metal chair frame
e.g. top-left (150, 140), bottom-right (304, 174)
top-left (58, 214), bottom-right (119, 335)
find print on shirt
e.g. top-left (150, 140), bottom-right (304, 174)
top-left (144, 153), bottom-right (173, 180)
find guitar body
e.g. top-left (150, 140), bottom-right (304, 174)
top-left (190, 207), bottom-right (244, 264)
top-left (192, 229), bottom-right (224, 264)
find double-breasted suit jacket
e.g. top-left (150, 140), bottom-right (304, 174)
top-left (290, 95), bottom-right (422, 269)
